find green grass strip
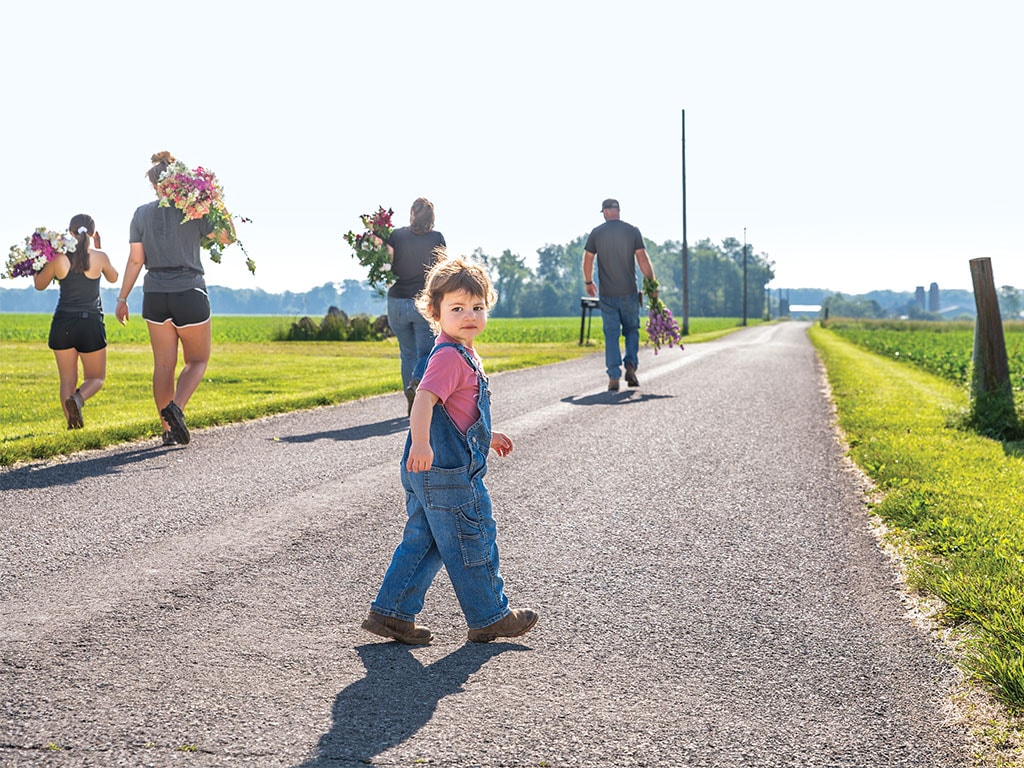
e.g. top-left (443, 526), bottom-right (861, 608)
top-left (810, 325), bottom-right (1024, 711)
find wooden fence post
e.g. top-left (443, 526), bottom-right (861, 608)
top-left (969, 258), bottom-right (1016, 436)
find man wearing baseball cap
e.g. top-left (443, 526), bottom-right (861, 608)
top-left (582, 199), bottom-right (657, 390)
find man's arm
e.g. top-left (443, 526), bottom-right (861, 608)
top-left (635, 248), bottom-right (656, 282)
top-left (582, 250), bottom-right (597, 297)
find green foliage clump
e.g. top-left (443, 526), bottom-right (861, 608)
top-left (280, 307), bottom-right (391, 342)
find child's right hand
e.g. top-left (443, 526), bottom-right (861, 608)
top-left (406, 441), bottom-right (434, 474)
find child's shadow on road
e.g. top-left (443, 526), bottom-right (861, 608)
top-left (295, 641), bottom-right (527, 766)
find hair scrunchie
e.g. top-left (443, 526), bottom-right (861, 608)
top-left (77, 226), bottom-right (89, 234)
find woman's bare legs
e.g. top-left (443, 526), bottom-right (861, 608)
top-left (174, 320), bottom-right (211, 408)
top-left (77, 348), bottom-right (107, 401)
top-left (147, 319), bottom-right (211, 430)
top-left (53, 347), bottom-right (106, 426)
top-left (148, 320), bottom-right (179, 425)
top-left (53, 349), bottom-right (81, 422)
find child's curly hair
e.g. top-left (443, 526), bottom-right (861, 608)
top-left (416, 251), bottom-right (498, 327)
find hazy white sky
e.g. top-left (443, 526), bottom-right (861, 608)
top-left (2, 0), bottom-right (1021, 297)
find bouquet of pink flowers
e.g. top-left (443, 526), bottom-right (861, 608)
top-left (344, 206), bottom-right (394, 296)
top-left (156, 161), bottom-right (255, 274)
top-left (3, 227), bottom-right (78, 279)
top-left (643, 277), bottom-right (684, 354)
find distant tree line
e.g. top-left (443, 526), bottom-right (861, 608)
top-left (20, 240), bottom-right (1022, 323)
top-left (475, 234), bottom-right (775, 319)
top-left (0, 279), bottom-right (386, 317)
top-left (821, 285), bottom-right (1021, 321)
top-left (0, 236), bottom-right (775, 320)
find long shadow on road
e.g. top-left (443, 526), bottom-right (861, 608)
top-left (278, 417), bottom-right (409, 444)
top-left (0, 445), bottom-right (170, 491)
top-left (561, 391), bottom-right (674, 407)
top-left (295, 642), bottom-right (527, 767)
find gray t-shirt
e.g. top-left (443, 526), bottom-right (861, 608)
top-left (387, 227), bottom-right (446, 299)
top-left (129, 201), bottom-right (213, 293)
top-left (584, 219), bottom-right (645, 297)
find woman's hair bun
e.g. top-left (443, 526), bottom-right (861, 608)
top-left (151, 151), bottom-right (175, 164)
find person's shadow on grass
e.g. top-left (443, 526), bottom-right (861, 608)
top-left (294, 641), bottom-right (526, 767)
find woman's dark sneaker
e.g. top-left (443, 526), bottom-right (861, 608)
top-left (65, 390), bottom-right (84, 429)
top-left (162, 431), bottom-right (177, 447)
top-left (160, 400), bottom-right (190, 445)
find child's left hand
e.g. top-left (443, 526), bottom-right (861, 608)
top-left (490, 432), bottom-right (513, 458)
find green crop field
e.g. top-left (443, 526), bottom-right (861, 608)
top-left (825, 318), bottom-right (1024, 392)
top-left (0, 313), bottom-right (751, 466)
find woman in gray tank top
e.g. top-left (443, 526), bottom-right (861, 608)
top-left (33, 213), bottom-right (119, 429)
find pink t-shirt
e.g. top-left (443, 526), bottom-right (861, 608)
top-left (417, 333), bottom-right (483, 434)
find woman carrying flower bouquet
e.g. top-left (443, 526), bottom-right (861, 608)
top-left (115, 151), bottom-right (227, 446)
top-left (387, 197), bottom-right (445, 413)
top-left (34, 214), bottom-right (118, 429)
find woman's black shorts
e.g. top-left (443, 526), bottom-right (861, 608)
top-left (143, 288), bottom-right (211, 327)
top-left (48, 312), bottom-right (107, 353)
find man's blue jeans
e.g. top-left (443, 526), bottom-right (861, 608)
top-left (388, 297), bottom-right (436, 388)
top-left (599, 293), bottom-right (640, 380)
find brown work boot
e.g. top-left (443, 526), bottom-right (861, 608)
top-left (608, 378), bottom-right (620, 391)
top-left (625, 363), bottom-right (639, 387)
top-left (467, 608), bottom-right (539, 643)
top-left (361, 611), bottom-right (433, 645)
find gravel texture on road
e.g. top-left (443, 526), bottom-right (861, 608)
top-left (0, 322), bottom-right (969, 767)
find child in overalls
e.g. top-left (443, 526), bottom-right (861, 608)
top-left (362, 256), bottom-right (538, 645)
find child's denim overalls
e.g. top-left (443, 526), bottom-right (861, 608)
top-left (371, 342), bottom-right (510, 630)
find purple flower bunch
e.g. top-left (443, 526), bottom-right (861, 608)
top-left (4, 228), bottom-right (77, 279)
top-left (643, 277), bottom-right (684, 354)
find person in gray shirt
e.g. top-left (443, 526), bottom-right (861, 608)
top-left (582, 199), bottom-right (657, 390)
top-left (115, 151), bottom-right (218, 447)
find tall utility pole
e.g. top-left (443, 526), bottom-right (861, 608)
top-left (742, 227), bottom-right (748, 326)
top-left (681, 109), bottom-right (689, 335)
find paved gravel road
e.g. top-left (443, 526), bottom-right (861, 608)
top-left (1, 322), bottom-right (969, 767)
